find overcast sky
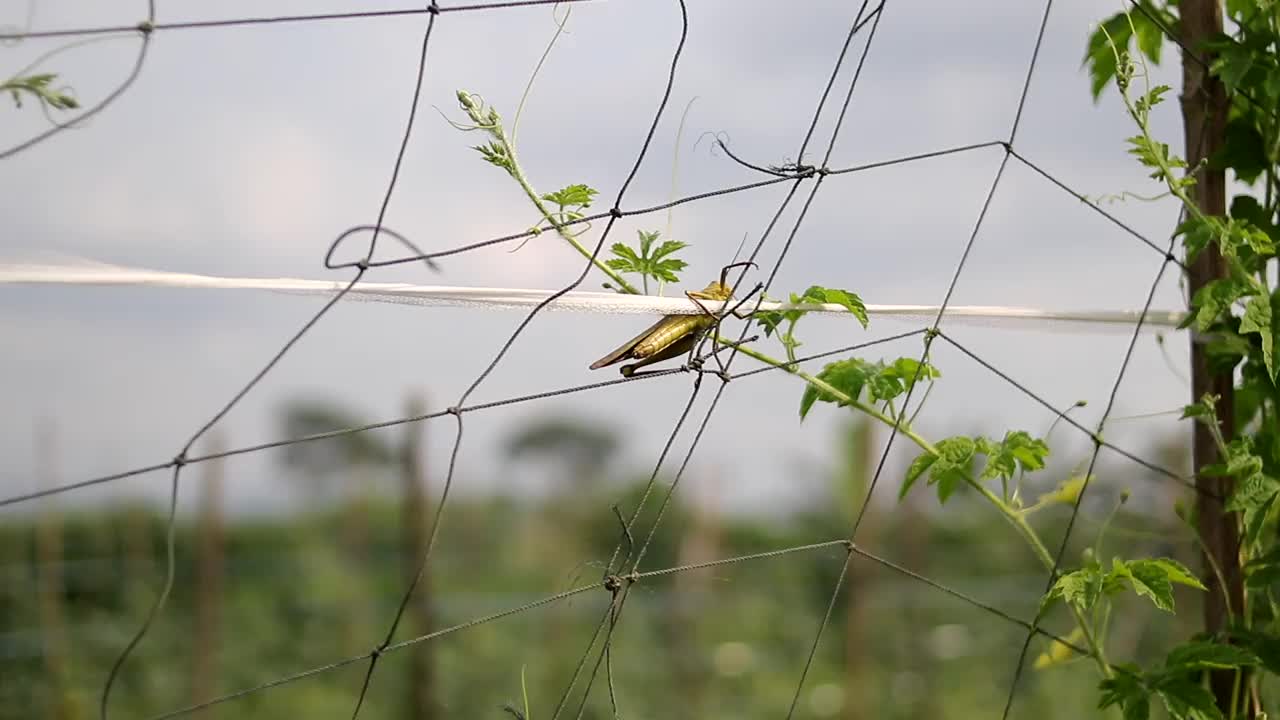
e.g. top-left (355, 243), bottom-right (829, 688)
top-left (1, 0), bottom-right (1205, 523)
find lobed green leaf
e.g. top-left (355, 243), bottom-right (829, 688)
top-left (541, 183), bottom-right (598, 208)
top-left (1239, 294), bottom-right (1275, 381)
top-left (1163, 641), bottom-right (1260, 672)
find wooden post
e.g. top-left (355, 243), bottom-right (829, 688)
top-left (402, 391), bottom-right (436, 720)
top-left (1178, 0), bottom-right (1244, 713)
top-left (191, 431), bottom-right (226, 719)
top-left (34, 420), bottom-right (74, 719)
top-left (671, 467), bottom-right (722, 719)
top-left (341, 465), bottom-right (372, 657)
top-left (844, 418), bottom-right (876, 720)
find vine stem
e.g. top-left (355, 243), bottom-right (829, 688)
top-left (456, 91), bottom-right (641, 295)
top-left (499, 126), bottom-right (641, 295)
top-left (720, 334), bottom-right (1113, 677)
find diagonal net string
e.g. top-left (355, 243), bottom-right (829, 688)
top-left (542, 2), bottom-right (889, 714)
top-left (998, 40), bottom-right (1219, 717)
top-left (324, 138), bottom-right (1178, 272)
top-left (998, 207), bottom-right (1184, 720)
top-left (353, 1), bottom-right (700, 716)
top-left (936, 331), bottom-right (1204, 495)
top-left (0, 2), bottom-right (1235, 720)
top-left (94, 4), bottom-right (444, 718)
top-left (776, 1), bottom-right (1097, 717)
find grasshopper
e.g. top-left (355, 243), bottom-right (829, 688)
top-left (589, 261), bottom-right (763, 377)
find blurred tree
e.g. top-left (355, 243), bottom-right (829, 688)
top-left (276, 397), bottom-right (395, 655)
top-left (277, 398), bottom-right (396, 504)
top-left (502, 416), bottom-right (620, 491)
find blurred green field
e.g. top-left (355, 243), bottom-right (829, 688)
top-left (1, 412), bottom-right (1200, 720)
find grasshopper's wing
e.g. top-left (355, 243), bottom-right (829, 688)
top-left (589, 316), bottom-right (674, 370)
top-left (619, 332), bottom-right (701, 376)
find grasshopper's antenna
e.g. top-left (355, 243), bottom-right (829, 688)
top-left (731, 231), bottom-right (749, 266)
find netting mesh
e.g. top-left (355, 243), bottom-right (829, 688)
top-left (1, 2), bottom-right (1216, 719)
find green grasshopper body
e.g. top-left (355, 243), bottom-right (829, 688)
top-left (590, 263), bottom-right (759, 377)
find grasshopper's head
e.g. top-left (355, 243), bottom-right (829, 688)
top-left (694, 280), bottom-right (734, 301)
top-left (689, 261), bottom-right (758, 301)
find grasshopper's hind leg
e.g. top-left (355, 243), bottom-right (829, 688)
top-left (727, 281), bottom-right (766, 319)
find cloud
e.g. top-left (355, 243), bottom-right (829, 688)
top-left (0, 0), bottom-right (1200, 521)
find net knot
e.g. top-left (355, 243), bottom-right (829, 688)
top-left (172, 453), bottom-right (188, 468)
top-left (608, 207), bottom-right (622, 219)
top-left (427, 2), bottom-right (440, 14)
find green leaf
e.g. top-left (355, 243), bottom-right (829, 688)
top-left (1143, 558), bottom-right (1208, 591)
top-left (1164, 641), bottom-right (1260, 672)
top-left (1227, 628), bottom-right (1280, 675)
top-left (1209, 37), bottom-right (1257, 92)
top-left (799, 358), bottom-right (872, 420)
top-left (1098, 669), bottom-right (1151, 720)
top-left (1244, 493), bottom-right (1278, 546)
top-left (901, 452), bottom-right (937, 500)
top-left (1046, 564), bottom-right (1105, 612)
top-left (1211, 118), bottom-right (1269, 185)
top-left (1113, 560), bottom-right (1174, 611)
top-left (1206, 330), bottom-right (1252, 377)
top-left (1084, 12), bottom-right (1135, 100)
top-left (541, 183), bottom-right (598, 208)
top-left (1153, 676), bottom-right (1223, 720)
top-left (1180, 402), bottom-right (1214, 420)
top-left (637, 229), bottom-right (658, 256)
top-left (473, 141), bottom-right (512, 170)
top-left (606, 243), bottom-right (642, 272)
top-left (1111, 558), bottom-right (1207, 612)
top-left (1240, 294), bottom-right (1274, 380)
top-left (1188, 278), bottom-right (1249, 332)
top-left (1178, 217), bottom-right (1217, 263)
top-left (1, 72), bottom-right (79, 111)
top-left (799, 286), bottom-right (869, 328)
top-left (1226, 471), bottom-right (1279, 513)
top-left (1230, 195), bottom-right (1271, 231)
top-left (929, 436), bottom-right (976, 503)
top-left (1134, 85), bottom-right (1174, 117)
top-left (1133, 10), bottom-right (1164, 64)
top-left (755, 310), bottom-right (784, 338)
top-left (897, 437), bottom-right (976, 504)
top-left (650, 240), bottom-right (688, 261)
top-left (980, 430), bottom-right (1050, 482)
top-left (1244, 546), bottom-right (1280, 589)
top-left (604, 230), bottom-right (689, 288)
top-left (888, 357), bottom-right (941, 396)
top-left (1223, 437), bottom-right (1264, 477)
